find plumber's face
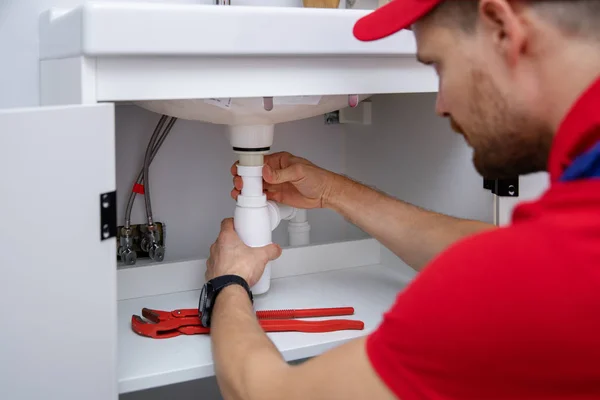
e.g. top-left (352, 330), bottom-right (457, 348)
top-left (412, 14), bottom-right (552, 179)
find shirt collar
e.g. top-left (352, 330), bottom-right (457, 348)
top-left (548, 76), bottom-right (600, 182)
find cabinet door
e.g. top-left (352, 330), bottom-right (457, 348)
top-left (0, 104), bottom-right (117, 400)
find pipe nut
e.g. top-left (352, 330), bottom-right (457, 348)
top-left (236, 165), bottom-right (264, 177)
top-left (149, 244), bottom-right (165, 262)
top-left (236, 194), bottom-right (268, 208)
top-left (121, 247), bottom-right (137, 265)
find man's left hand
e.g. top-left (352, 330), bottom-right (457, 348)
top-left (206, 218), bottom-right (282, 286)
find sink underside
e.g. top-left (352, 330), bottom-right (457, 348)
top-left (135, 95), bottom-right (371, 124)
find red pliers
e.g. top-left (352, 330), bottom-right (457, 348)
top-left (131, 307), bottom-right (364, 339)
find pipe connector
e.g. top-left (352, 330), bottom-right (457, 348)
top-left (118, 228), bottom-right (137, 265)
top-left (233, 161), bottom-right (311, 294)
top-left (288, 220), bottom-right (311, 246)
top-left (237, 165), bottom-right (264, 197)
top-left (266, 201), bottom-right (297, 231)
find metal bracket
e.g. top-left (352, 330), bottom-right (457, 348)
top-left (100, 191), bottom-right (117, 241)
top-left (483, 178), bottom-right (519, 197)
top-left (324, 111), bottom-right (340, 125)
top-left (116, 222), bottom-right (166, 262)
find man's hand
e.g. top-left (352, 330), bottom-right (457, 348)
top-left (231, 151), bottom-right (339, 209)
top-left (206, 218), bottom-right (282, 286)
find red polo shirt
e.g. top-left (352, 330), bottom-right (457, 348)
top-left (367, 78), bottom-right (600, 399)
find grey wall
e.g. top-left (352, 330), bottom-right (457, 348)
top-left (345, 93), bottom-right (494, 227)
top-left (0, 0), bottom-right (84, 108)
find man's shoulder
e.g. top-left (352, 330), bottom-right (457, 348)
top-left (393, 223), bottom-right (565, 316)
top-left (369, 221), bottom-right (600, 399)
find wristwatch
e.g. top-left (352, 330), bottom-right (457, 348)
top-left (198, 275), bottom-right (253, 328)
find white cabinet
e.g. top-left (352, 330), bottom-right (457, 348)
top-left (0, 104), bottom-right (117, 400)
top-left (0, 2), bottom-right (545, 399)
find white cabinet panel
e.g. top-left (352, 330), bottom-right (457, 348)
top-left (0, 104), bottom-right (118, 400)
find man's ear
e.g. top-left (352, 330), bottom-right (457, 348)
top-left (479, 0), bottom-right (527, 67)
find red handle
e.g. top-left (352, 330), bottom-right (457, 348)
top-left (172, 307), bottom-right (355, 320)
top-left (259, 319), bottom-right (364, 333)
top-left (177, 319), bottom-right (364, 335)
top-left (177, 325), bottom-right (211, 335)
top-left (256, 307), bottom-right (355, 319)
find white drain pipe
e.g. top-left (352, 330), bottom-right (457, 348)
top-left (228, 124), bottom-right (310, 294)
top-left (288, 209), bottom-right (310, 246)
top-left (235, 165), bottom-right (303, 294)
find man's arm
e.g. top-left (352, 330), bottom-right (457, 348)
top-left (211, 285), bottom-right (396, 400)
top-left (237, 152), bottom-right (496, 272)
top-left (325, 174), bottom-right (495, 270)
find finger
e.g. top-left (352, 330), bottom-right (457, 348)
top-left (231, 188), bottom-right (240, 200)
top-left (233, 176), bottom-right (243, 190)
top-left (221, 218), bottom-right (234, 232)
top-left (263, 163), bottom-right (304, 185)
top-left (230, 162), bottom-right (239, 176)
top-left (265, 151), bottom-right (314, 167)
top-left (261, 243), bottom-right (282, 261)
top-left (263, 182), bottom-right (283, 192)
top-left (263, 152), bottom-right (294, 170)
top-left (265, 191), bottom-right (283, 203)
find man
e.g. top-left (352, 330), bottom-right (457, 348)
top-left (203, 0), bottom-right (600, 398)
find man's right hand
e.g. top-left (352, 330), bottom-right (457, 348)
top-left (230, 151), bottom-right (337, 209)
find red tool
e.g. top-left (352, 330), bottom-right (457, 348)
top-left (131, 307), bottom-right (364, 339)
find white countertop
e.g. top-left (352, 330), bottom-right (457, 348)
top-left (118, 263), bottom-right (409, 394)
top-left (39, 2), bottom-right (438, 103)
top-left (40, 1), bottom-right (416, 59)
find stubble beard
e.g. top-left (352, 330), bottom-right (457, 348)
top-left (454, 68), bottom-right (553, 179)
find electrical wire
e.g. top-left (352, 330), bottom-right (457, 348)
top-left (124, 115), bottom-right (177, 228)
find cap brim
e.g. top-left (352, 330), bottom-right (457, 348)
top-left (353, 0), bottom-right (441, 42)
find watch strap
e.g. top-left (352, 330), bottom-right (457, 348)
top-left (200, 275), bottom-right (253, 327)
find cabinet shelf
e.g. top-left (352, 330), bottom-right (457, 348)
top-left (117, 239), bottom-right (411, 394)
top-left (40, 2), bottom-right (437, 105)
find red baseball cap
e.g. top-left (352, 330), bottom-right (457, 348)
top-left (353, 0), bottom-right (442, 41)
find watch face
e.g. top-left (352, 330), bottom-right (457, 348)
top-left (199, 284), bottom-right (207, 314)
top-left (198, 282), bottom-right (213, 327)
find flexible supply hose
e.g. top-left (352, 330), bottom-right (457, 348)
top-left (124, 116), bottom-right (177, 228)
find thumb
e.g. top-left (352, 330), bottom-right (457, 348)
top-left (260, 243), bottom-right (282, 261)
top-left (264, 164), bottom-right (303, 185)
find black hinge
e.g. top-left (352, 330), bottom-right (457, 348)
top-left (483, 177), bottom-right (519, 197)
top-left (100, 191), bottom-right (117, 241)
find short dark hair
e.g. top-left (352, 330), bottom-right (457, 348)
top-left (430, 0), bottom-right (600, 39)
top-left (427, 1), bottom-right (479, 33)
